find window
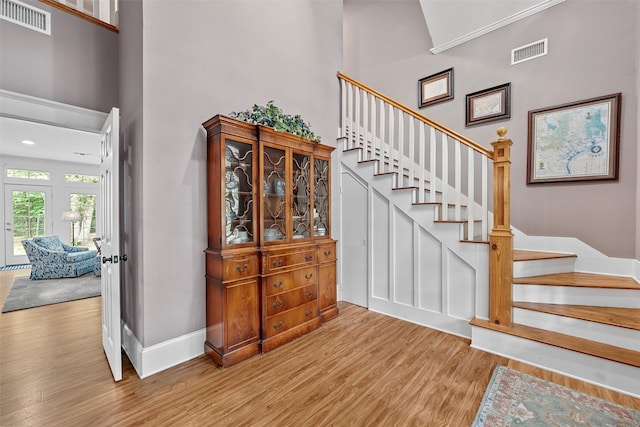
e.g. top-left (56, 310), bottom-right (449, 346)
top-left (6, 168), bottom-right (50, 180)
top-left (69, 193), bottom-right (97, 247)
top-left (65, 173), bottom-right (99, 184)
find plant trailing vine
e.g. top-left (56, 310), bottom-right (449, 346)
top-left (229, 101), bottom-right (321, 143)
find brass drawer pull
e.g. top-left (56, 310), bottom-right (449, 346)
top-left (304, 255), bottom-right (313, 262)
top-left (273, 321), bottom-right (284, 330)
top-left (305, 273), bottom-right (313, 280)
top-left (304, 292), bottom-right (314, 299)
top-left (324, 250), bottom-right (331, 256)
top-left (235, 263), bottom-right (249, 273)
top-left (272, 299), bottom-right (283, 309)
top-left (272, 259), bottom-right (284, 267)
top-left (305, 309), bottom-right (313, 317)
top-left (272, 280), bottom-right (284, 288)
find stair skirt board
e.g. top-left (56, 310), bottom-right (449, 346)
top-left (512, 308), bottom-right (640, 351)
top-left (470, 326), bottom-right (640, 398)
top-left (513, 285), bottom-right (640, 308)
top-left (513, 258), bottom-right (576, 278)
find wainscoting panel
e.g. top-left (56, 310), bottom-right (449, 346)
top-left (393, 207), bottom-right (414, 306)
top-left (447, 249), bottom-right (476, 320)
top-left (418, 225), bottom-right (443, 313)
top-left (371, 189), bottom-right (390, 301)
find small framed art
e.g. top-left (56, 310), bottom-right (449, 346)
top-left (527, 93), bottom-right (622, 184)
top-left (465, 83), bottom-right (511, 127)
top-left (419, 68), bottom-right (453, 108)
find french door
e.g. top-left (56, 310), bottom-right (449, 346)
top-left (4, 184), bottom-right (52, 266)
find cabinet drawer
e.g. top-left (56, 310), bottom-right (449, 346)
top-left (265, 266), bottom-right (316, 296)
top-left (317, 242), bottom-right (336, 263)
top-left (264, 249), bottom-right (316, 273)
top-left (266, 284), bottom-right (317, 317)
top-left (264, 301), bottom-right (318, 339)
top-left (222, 255), bottom-right (259, 281)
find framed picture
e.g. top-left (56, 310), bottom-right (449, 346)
top-left (465, 83), bottom-right (511, 127)
top-left (419, 68), bottom-right (453, 108)
top-left (527, 93), bottom-right (622, 184)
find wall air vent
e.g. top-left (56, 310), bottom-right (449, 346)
top-left (511, 38), bottom-right (547, 65)
top-left (1, 0), bottom-right (51, 35)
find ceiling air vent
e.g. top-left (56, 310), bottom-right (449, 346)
top-left (511, 38), bottom-right (547, 65)
top-left (1, 0), bottom-right (51, 35)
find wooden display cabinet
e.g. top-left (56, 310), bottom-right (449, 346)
top-left (202, 115), bottom-right (337, 368)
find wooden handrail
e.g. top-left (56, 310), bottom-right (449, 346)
top-left (338, 72), bottom-right (494, 159)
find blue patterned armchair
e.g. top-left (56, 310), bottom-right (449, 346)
top-left (22, 236), bottom-right (98, 280)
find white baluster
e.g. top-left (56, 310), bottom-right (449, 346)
top-left (418, 123), bottom-right (425, 203)
top-left (370, 96), bottom-right (377, 164)
top-left (467, 146), bottom-right (475, 241)
top-left (346, 82), bottom-right (353, 150)
top-left (482, 155), bottom-right (488, 240)
top-left (340, 79), bottom-right (347, 139)
top-left (441, 133), bottom-right (448, 221)
top-left (355, 87), bottom-right (361, 152)
top-left (362, 92), bottom-right (369, 159)
top-left (429, 127), bottom-right (437, 204)
top-left (454, 140), bottom-right (461, 222)
top-left (408, 116), bottom-right (415, 189)
top-left (397, 114), bottom-right (404, 185)
top-left (379, 98), bottom-right (386, 171)
top-left (388, 105), bottom-right (395, 174)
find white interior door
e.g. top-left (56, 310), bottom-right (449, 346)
top-left (100, 107), bottom-right (123, 381)
top-left (340, 171), bottom-right (368, 307)
top-left (4, 184), bottom-right (52, 266)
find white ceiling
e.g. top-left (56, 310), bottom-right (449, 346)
top-left (0, 116), bottom-right (100, 165)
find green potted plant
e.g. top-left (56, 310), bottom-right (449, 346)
top-left (229, 101), bottom-right (321, 143)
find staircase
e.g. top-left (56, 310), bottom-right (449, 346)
top-left (337, 72), bottom-right (640, 398)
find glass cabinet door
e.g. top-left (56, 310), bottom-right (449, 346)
top-left (313, 158), bottom-right (329, 237)
top-left (292, 152), bottom-right (311, 239)
top-left (225, 139), bottom-right (254, 245)
top-left (262, 146), bottom-right (286, 243)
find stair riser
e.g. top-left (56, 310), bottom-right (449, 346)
top-left (513, 308), bottom-right (640, 351)
top-left (513, 285), bottom-right (640, 308)
top-left (514, 258), bottom-right (576, 278)
top-left (471, 326), bottom-right (640, 398)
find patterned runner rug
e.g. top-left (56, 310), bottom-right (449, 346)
top-left (472, 365), bottom-right (640, 426)
top-left (0, 264), bottom-right (31, 271)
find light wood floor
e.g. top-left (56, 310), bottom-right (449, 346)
top-left (1, 270), bottom-right (638, 426)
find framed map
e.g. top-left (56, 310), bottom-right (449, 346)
top-left (527, 93), bottom-right (621, 184)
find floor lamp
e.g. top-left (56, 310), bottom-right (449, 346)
top-left (61, 210), bottom-right (81, 246)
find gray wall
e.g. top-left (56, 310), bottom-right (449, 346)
top-left (118, 0), bottom-right (144, 342)
top-left (0, 0), bottom-right (118, 112)
top-left (343, 0), bottom-right (639, 259)
top-left (127, 0), bottom-right (343, 346)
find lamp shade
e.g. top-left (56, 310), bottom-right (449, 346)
top-left (61, 210), bottom-right (81, 222)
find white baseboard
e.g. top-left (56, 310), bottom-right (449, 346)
top-left (121, 322), bottom-right (206, 379)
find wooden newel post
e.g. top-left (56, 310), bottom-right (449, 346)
top-left (489, 127), bottom-right (513, 326)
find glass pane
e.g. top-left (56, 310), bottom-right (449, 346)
top-left (314, 159), bottom-right (329, 236)
top-left (7, 168), bottom-right (50, 180)
top-left (69, 194), bottom-right (97, 247)
top-left (12, 191), bottom-right (46, 256)
top-left (263, 146), bottom-right (286, 242)
top-left (225, 140), bottom-right (253, 245)
top-left (292, 153), bottom-right (311, 239)
top-left (65, 173), bottom-right (99, 183)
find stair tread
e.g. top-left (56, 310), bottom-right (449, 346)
top-left (513, 302), bottom-right (640, 331)
top-left (514, 272), bottom-right (640, 290)
top-left (470, 317), bottom-right (640, 368)
top-left (513, 249), bottom-right (577, 261)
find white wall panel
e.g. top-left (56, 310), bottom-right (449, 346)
top-left (418, 224), bottom-right (442, 313)
top-left (393, 207), bottom-right (414, 306)
top-left (371, 189), bottom-right (390, 300)
top-left (447, 250), bottom-right (475, 320)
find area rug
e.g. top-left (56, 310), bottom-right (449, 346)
top-left (2, 274), bottom-right (100, 313)
top-left (472, 365), bottom-right (640, 426)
